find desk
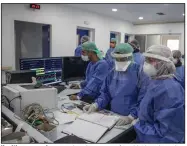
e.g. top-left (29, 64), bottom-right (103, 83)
top-left (2, 105), bottom-right (52, 143)
top-left (53, 88), bottom-right (136, 143)
top-left (2, 85), bottom-right (136, 143)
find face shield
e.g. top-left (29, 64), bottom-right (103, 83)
top-left (111, 52), bottom-right (133, 71)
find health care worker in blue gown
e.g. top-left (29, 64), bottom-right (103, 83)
top-left (83, 43), bottom-right (148, 125)
top-left (172, 50), bottom-right (184, 88)
top-left (134, 45), bottom-right (184, 143)
top-left (70, 42), bottom-right (109, 101)
top-left (74, 35), bottom-right (90, 57)
top-left (128, 39), bottom-right (144, 66)
top-left (105, 38), bottom-right (117, 70)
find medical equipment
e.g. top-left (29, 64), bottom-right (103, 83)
top-left (2, 83), bottom-right (58, 117)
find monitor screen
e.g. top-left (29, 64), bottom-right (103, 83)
top-left (63, 57), bottom-right (88, 81)
top-left (20, 57), bottom-right (63, 85)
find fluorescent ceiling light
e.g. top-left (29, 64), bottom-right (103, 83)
top-left (139, 17), bottom-right (143, 20)
top-left (112, 9), bottom-right (117, 12)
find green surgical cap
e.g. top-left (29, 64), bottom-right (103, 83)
top-left (111, 38), bottom-right (117, 43)
top-left (114, 43), bottom-right (133, 54)
top-left (82, 42), bottom-right (103, 59)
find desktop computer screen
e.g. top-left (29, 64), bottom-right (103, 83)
top-left (63, 57), bottom-right (89, 82)
top-left (20, 57), bottom-right (63, 85)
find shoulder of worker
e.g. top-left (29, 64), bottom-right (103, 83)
top-left (75, 45), bottom-right (82, 50)
top-left (96, 59), bottom-right (109, 69)
top-left (129, 62), bottom-right (140, 71)
top-left (106, 48), bottom-right (114, 53)
top-left (151, 77), bottom-right (184, 96)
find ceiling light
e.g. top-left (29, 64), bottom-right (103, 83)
top-left (112, 9), bottom-right (117, 12)
top-left (164, 4), bottom-right (169, 6)
top-left (183, 13), bottom-right (185, 16)
top-left (139, 17), bottom-right (143, 20)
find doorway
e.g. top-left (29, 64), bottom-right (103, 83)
top-left (110, 31), bottom-right (121, 45)
top-left (76, 27), bottom-right (95, 46)
top-left (14, 20), bottom-right (51, 69)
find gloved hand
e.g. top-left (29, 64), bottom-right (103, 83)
top-left (69, 95), bottom-right (78, 100)
top-left (116, 115), bottom-right (134, 126)
top-left (83, 103), bottom-right (98, 114)
top-left (31, 77), bottom-right (37, 84)
top-left (70, 84), bottom-right (80, 89)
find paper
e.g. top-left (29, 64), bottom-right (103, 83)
top-left (78, 113), bottom-right (119, 129)
top-left (63, 119), bottom-right (108, 143)
top-left (52, 111), bottom-right (76, 125)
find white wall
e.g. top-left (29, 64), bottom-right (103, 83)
top-left (2, 4), bottom-right (133, 69)
top-left (133, 23), bottom-right (184, 54)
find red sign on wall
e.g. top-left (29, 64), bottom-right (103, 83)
top-left (30, 4), bottom-right (40, 10)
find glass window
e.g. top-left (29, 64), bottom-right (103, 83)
top-left (167, 40), bottom-right (179, 51)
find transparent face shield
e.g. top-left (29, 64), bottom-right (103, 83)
top-left (111, 52), bottom-right (133, 71)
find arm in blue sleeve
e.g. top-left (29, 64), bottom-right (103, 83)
top-left (78, 62), bottom-right (109, 98)
top-left (80, 80), bottom-right (87, 88)
top-left (95, 75), bottom-right (111, 110)
top-left (130, 70), bottom-right (150, 119)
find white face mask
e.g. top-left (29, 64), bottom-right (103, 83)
top-left (115, 61), bottom-right (131, 71)
top-left (173, 59), bottom-right (178, 64)
top-left (143, 62), bottom-right (157, 77)
top-left (81, 55), bottom-right (89, 61)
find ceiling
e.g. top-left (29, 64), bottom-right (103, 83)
top-left (67, 4), bottom-right (185, 24)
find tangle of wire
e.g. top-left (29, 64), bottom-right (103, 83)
top-left (22, 103), bottom-right (59, 127)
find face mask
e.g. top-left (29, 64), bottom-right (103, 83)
top-left (173, 59), bottom-right (178, 64)
top-left (143, 62), bottom-right (157, 77)
top-left (115, 61), bottom-right (131, 71)
top-left (81, 55), bottom-right (89, 61)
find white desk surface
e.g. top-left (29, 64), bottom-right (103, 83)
top-left (54, 88), bottom-right (132, 143)
top-left (2, 84), bottom-right (132, 143)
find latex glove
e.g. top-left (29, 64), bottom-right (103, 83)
top-left (69, 95), bottom-right (78, 100)
top-left (116, 115), bottom-right (134, 126)
top-left (31, 77), bottom-right (37, 84)
top-left (70, 84), bottom-right (80, 89)
top-left (83, 103), bottom-right (98, 114)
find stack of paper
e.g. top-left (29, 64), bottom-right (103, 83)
top-left (63, 119), bottom-right (108, 143)
top-left (78, 113), bottom-right (119, 129)
top-left (62, 112), bottom-right (120, 143)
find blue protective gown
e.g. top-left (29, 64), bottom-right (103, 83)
top-left (74, 45), bottom-right (82, 57)
top-left (134, 78), bottom-right (184, 143)
top-left (78, 59), bottom-right (109, 99)
top-left (105, 48), bottom-right (115, 70)
top-left (133, 52), bottom-right (145, 66)
top-left (95, 63), bottom-right (148, 118)
top-left (174, 66), bottom-right (185, 88)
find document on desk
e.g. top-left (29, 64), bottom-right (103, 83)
top-left (53, 111), bottom-right (77, 125)
top-left (63, 119), bottom-right (108, 143)
top-left (78, 113), bottom-right (119, 129)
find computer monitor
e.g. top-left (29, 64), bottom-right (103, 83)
top-left (63, 57), bottom-right (88, 82)
top-left (20, 57), bottom-right (63, 85)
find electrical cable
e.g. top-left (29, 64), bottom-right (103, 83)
top-left (2, 95), bottom-right (11, 108)
top-left (22, 103), bottom-right (59, 126)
